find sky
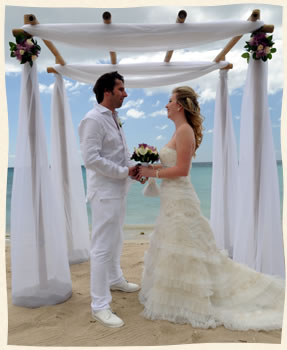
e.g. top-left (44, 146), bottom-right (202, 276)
top-left (4, 3), bottom-right (283, 166)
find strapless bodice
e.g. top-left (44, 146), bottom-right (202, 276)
top-left (159, 146), bottom-right (192, 187)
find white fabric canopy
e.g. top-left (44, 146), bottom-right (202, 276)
top-left (232, 59), bottom-right (285, 278)
top-left (51, 74), bottom-right (90, 264)
top-left (53, 61), bottom-right (230, 88)
top-left (210, 70), bottom-right (238, 257)
top-left (22, 20), bottom-right (264, 51)
top-left (10, 62), bottom-right (72, 307)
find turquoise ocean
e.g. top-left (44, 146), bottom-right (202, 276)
top-left (5, 162), bottom-right (283, 236)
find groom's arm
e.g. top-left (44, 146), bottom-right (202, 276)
top-left (79, 118), bottom-right (136, 179)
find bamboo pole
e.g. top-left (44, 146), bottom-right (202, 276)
top-left (222, 63), bottom-right (233, 70)
top-left (103, 11), bottom-right (117, 64)
top-left (47, 67), bottom-right (58, 74)
top-left (20, 14), bottom-right (66, 65)
top-left (214, 9), bottom-right (273, 63)
top-left (164, 10), bottom-right (187, 63)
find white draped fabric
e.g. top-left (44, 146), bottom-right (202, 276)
top-left (51, 74), bottom-right (90, 264)
top-left (210, 70), bottom-right (238, 257)
top-left (232, 59), bottom-right (285, 278)
top-left (10, 63), bottom-right (72, 307)
top-left (53, 61), bottom-right (230, 88)
top-left (22, 20), bottom-right (263, 51)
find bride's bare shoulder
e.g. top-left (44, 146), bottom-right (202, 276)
top-left (177, 123), bottom-right (195, 137)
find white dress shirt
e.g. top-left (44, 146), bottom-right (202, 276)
top-left (78, 104), bottom-right (134, 201)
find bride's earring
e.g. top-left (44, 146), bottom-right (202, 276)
top-left (177, 107), bottom-right (180, 111)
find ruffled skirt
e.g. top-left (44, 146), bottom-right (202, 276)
top-left (139, 179), bottom-right (285, 330)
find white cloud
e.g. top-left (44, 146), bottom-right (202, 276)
top-left (205, 129), bottom-right (213, 134)
top-left (150, 109), bottom-right (167, 118)
top-left (5, 63), bottom-right (21, 75)
top-left (66, 80), bottom-right (87, 91)
top-left (156, 135), bottom-right (165, 140)
top-left (198, 88), bottom-right (216, 104)
top-left (234, 115), bottom-right (240, 120)
top-left (89, 95), bottom-right (97, 103)
top-left (126, 108), bottom-right (145, 119)
top-left (39, 82), bottom-right (54, 94)
top-left (38, 79), bottom-right (86, 95)
top-left (156, 124), bottom-right (169, 130)
top-left (152, 100), bottom-right (161, 107)
top-left (122, 99), bottom-right (144, 110)
top-left (145, 89), bottom-right (155, 97)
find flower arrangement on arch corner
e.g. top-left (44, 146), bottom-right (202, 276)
top-left (130, 143), bottom-right (159, 164)
top-left (9, 33), bottom-right (41, 67)
top-left (241, 30), bottom-right (276, 63)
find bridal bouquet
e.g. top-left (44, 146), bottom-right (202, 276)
top-left (241, 30), bottom-right (276, 63)
top-left (9, 34), bottom-right (41, 67)
top-left (130, 143), bottom-right (159, 164)
top-left (131, 143), bottom-right (160, 197)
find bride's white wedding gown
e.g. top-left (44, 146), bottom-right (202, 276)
top-left (139, 146), bottom-right (285, 330)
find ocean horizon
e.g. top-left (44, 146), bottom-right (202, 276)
top-left (5, 161), bottom-right (283, 236)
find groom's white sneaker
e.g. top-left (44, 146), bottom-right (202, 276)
top-left (92, 308), bottom-right (124, 328)
top-left (110, 279), bottom-right (140, 293)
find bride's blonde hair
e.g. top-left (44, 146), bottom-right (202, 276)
top-left (173, 86), bottom-right (204, 154)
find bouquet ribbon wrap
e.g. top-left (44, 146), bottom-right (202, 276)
top-left (142, 178), bottom-right (160, 197)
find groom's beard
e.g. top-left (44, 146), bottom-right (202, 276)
top-left (111, 94), bottom-right (125, 109)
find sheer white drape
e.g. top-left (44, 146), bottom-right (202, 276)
top-left (10, 63), bottom-right (72, 307)
top-left (22, 20), bottom-right (263, 51)
top-left (210, 70), bottom-right (238, 257)
top-left (51, 74), bottom-right (90, 264)
top-left (53, 61), bottom-right (229, 88)
top-left (232, 59), bottom-right (285, 278)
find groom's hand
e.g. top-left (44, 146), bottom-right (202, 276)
top-left (128, 165), bottom-right (140, 179)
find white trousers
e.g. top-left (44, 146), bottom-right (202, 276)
top-left (90, 195), bottom-right (126, 311)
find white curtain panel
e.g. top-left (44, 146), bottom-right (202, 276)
top-left (22, 20), bottom-right (263, 51)
top-left (53, 61), bottom-right (230, 88)
top-left (51, 74), bottom-right (90, 264)
top-left (210, 70), bottom-right (238, 257)
top-left (10, 62), bottom-right (72, 307)
top-left (232, 59), bottom-right (285, 278)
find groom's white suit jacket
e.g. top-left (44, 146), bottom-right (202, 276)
top-left (78, 104), bottom-right (134, 202)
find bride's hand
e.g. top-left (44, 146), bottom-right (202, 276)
top-left (136, 166), bottom-right (153, 181)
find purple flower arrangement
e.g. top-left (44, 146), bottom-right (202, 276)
top-left (131, 143), bottom-right (159, 163)
top-left (9, 33), bottom-right (41, 67)
top-left (242, 30), bottom-right (276, 63)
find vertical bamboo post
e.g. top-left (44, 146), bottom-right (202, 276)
top-left (164, 10), bottom-right (187, 63)
top-left (103, 11), bottom-right (117, 64)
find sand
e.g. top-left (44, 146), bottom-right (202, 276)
top-left (6, 240), bottom-right (282, 346)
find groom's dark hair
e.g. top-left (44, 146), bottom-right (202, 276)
top-left (93, 71), bottom-right (125, 103)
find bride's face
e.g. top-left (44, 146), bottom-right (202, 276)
top-left (165, 93), bottom-right (179, 120)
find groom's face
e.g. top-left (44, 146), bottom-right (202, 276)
top-left (110, 79), bottom-right (128, 109)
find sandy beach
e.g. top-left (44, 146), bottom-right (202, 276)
top-left (6, 238), bottom-right (282, 346)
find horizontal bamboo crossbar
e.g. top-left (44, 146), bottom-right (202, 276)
top-left (47, 67), bottom-right (58, 74)
top-left (222, 63), bottom-right (233, 70)
top-left (164, 10), bottom-right (187, 63)
top-left (103, 11), bottom-right (117, 64)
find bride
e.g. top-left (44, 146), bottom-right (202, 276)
top-left (136, 86), bottom-right (285, 331)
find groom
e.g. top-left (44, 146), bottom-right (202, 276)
top-left (78, 71), bottom-right (140, 328)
